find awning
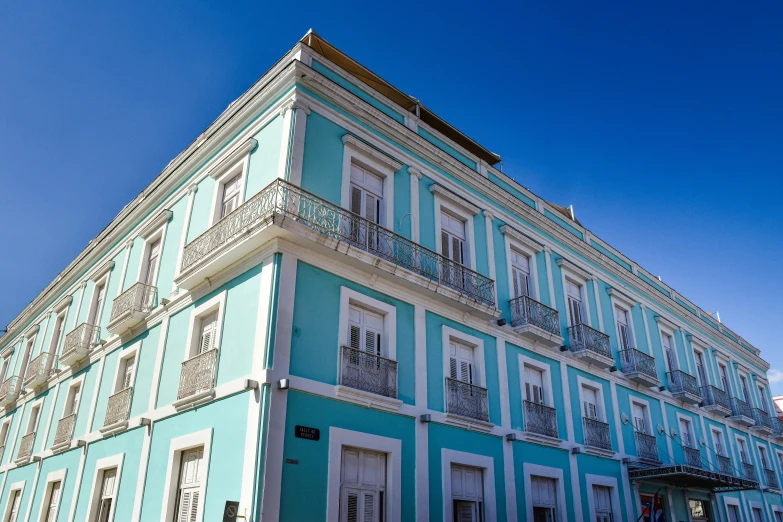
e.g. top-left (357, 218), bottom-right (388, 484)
top-left (629, 465), bottom-right (759, 493)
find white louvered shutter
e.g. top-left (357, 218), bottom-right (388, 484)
top-left (449, 342), bottom-right (474, 385)
top-left (566, 282), bottom-right (583, 327)
top-left (221, 175), bottom-right (241, 218)
top-left (9, 490), bottom-right (21, 522)
top-left (175, 448), bottom-right (204, 522)
top-left (145, 239), bottom-right (161, 285)
top-left (525, 366), bottom-right (545, 405)
top-left (632, 403), bottom-right (646, 433)
top-left (348, 306), bottom-right (383, 357)
top-left (97, 468), bottom-right (117, 522)
top-left (583, 387), bottom-right (599, 420)
top-left (441, 212), bottom-right (467, 266)
top-left (198, 313), bottom-right (218, 355)
top-left (44, 481), bottom-right (61, 522)
top-left (340, 448), bottom-right (385, 522)
top-left (511, 251), bottom-right (530, 298)
top-left (123, 356), bottom-right (135, 390)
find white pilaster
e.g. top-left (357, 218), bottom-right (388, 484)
top-left (408, 167), bottom-right (421, 244)
top-left (483, 210), bottom-right (497, 304)
top-left (413, 304), bottom-right (429, 521)
top-left (591, 277), bottom-right (605, 332)
top-left (277, 100), bottom-right (311, 185)
top-left (172, 183), bottom-right (198, 294)
top-left (544, 247), bottom-right (557, 308)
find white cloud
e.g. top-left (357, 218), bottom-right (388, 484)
top-left (768, 369), bottom-right (783, 384)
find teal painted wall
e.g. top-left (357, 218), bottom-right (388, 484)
top-left (299, 112), bottom-right (344, 206)
top-left (244, 115), bottom-right (284, 197)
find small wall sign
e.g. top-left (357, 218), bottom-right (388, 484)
top-left (223, 501), bottom-right (239, 522)
top-left (295, 425), bottom-right (320, 441)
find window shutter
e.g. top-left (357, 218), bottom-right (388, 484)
top-left (365, 194), bottom-right (378, 224)
top-left (123, 357), bottom-right (135, 389)
top-left (525, 382), bottom-right (531, 402)
top-left (199, 313), bottom-right (217, 355)
top-left (351, 186), bottom-right (363, 215)
top-left (534, 385), bottom-right (543, 404)
top-left (441, 232), bottom-right (450, 259)
top-left (457, 502), bottom-right (476, 522)
top-left (362, 492), bottom-right (375, 522)
top-left (450, 357), bottom-right (458, 380)
top-left (346, 491), bottom-right (359, 522)
top-left (452, 237), bottom-right (463, 264)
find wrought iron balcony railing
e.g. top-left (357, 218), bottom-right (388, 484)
top-left (583, 417), bottom-right (612, 451)
top-left (619, 349), bottom-right (658, 380)
top-left (730, 397), bottom-right (753, 419)
top-left (509, 296), bottom-right (560, 335)
top-left (61, 323), bottom-right (100, 364)
top-left (752, 408), bottom-right (774, 432)
top-left (53, 413), bottom-right (77, 446)
top-left (104, 387), bottom-right (133, 427)
top-left (634, 431), bottom-right (659, 462)
top-left (340, 346), bottom-right (398, 399)
top-left (180, 179), bottom-right (496, 306)
top-left (445, 378), bottom-right (489, 422)
top-left (772, 418), bottom-right (783, 440)
top-left (667, 370), bottom-right (700, 397)
top-left (177, 349), bottom-right (218, 401)
top-left (16, 432), bottom-right (35, 460)
top-left (568, 324), bottom-right (612, 359)
top-left (23, 352), bottom-right (56, 386)
top-left (523, 400), bottom-right (558, 439)
top-left (108, 282), bottom-right (157, 332)
top-left (700, 385), bottom-right (731, 412)
top-left (0, 376), bottom-right (21, 404)
top-left (743, 461), bottom-right (757, 481)
top-left (765, 468), bottom-right (780, 490)
top-left (717, 455), bottom-right (733, 475)
top-left (683, 445), bottom-right (702, 468)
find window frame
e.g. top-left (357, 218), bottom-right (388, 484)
top-left (609, 296), bottom-right (637, 353)
top-left (47, 310), bottom-right (68, 357)
top-left (207, 153), bottom-right (250, 227)
top-left (441, 326), bottom-right (485, 389)
top-left (442, 449), bottom-right (496, 522)
top-left (711, 427), bottom-right (726, 456)
top-left (338, 287), bottom-right (397, 362)
top-left (505, 239), bottom-right (541, 302)
top-left (2, 481), bottom-right (25, 522)
top-left (629, 397), bottom-right (653, 435)
top-left (432, 188), bottom-right (479, 270)
top-left (135, 227), bottom-right (168, 289)
top-left (160, 429), bottom-right (212, 522)
top-left (34, 469), bottom-right (66, 522)
top-left (585, 474), bottom-right (622, 522)
top-left (183, 291), bottom-right (227, 362)
top-left (518, 353), bottom-right (554, 408)
top-left (85, 273), bottom-right (111, 328)
top-left (62, 374), bottom-right (86, 419)
top-left (657, 323), bottom-right (680, 373)
top-left (676, 412), bottom-right (696, 448)
top-left (577, 375), bottom-right (607, 423)
top-left (523, 463), bottom-right (566, 522)
top-left (84, 454), bottom-right (124, 522)
top-left (110, 343), bottom-right (140, 395)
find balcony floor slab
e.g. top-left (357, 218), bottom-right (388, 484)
top-left (624, 372), bottom-right (660, 388)
top-left (334, 385), bottom-right (402, 412)
top-left (513, 324), bottom-right (563, 348)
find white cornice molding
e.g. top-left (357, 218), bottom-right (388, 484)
top-left (208, 137), bottom-right (258, 179)
top-left (89, 260), bottom-right (115, 283)
top-left (52, 295), bottom-right (73, 314)
top-left (342, 134), bottom-right (403, 172)
top-left (606, 287), bottom-right (637, 308)
top-left (280, 99), bottom-right (311, 116)
top-left (499, 225), bottom-right (543, 253)
top-left (654, 314), bottom-right (679, 331)
top-left (555, 257), bottom-right (592, 279)
top-left (136, 210), bottom-right (173, 240)
top-left (482, 209), bottom-right (494, 221)
top-left (686, 333), bottom-right (710, 350)
top-left (23, 323), bottom-right (40, 338)
top-left (429, 184), bottom-right (481, 216)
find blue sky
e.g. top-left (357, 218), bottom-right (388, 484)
top-left (1, 2), bottom-right (781, 388)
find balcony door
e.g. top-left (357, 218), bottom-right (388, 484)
top-left (738, 439), bottom-right (749, 464)
top-left (340, 447), bottom-right (386, 522)
top-left (143, 239), bottom-right (161, 286)
top-left (679, 419), bottom-right (693, 448)
top-left (449, 341), bottom-right (475, 386)
top-left (740, 375), bottom-right (752, 405)
top-left (350, 165), bottom-right (384, 250)
top-left (348, 306), bottom-right (383, 359)
top-left (712, 431), bottom-right (725, 456)
top-left (758, 385), bottom-right (769, 413)
top-left (632, 403), bottom-right (648, 434)
top-left (582, 386), bottom-right (600, 421)
top-left (451, 465), bottom-right (484, 522)
top-left (614, 307), bottom-right (631, 351)
top-left (511, 251), bottom-right (530, 299)
top-left (593, 485), bottom-right (613, 522)
top-left (196, 312), bottom-right (218, 357)
top-left (531, 476), bottom-right (558, 522)
top-left (661, 334), bottom-right (677, 372)
top-left (524, 366), bottom-right (545, 405)
top-left (694, 351), bottom-right (707, 387)
top-left (220, 174), bottom-right (242, 219)
top-left (566, 281), bottom-right (584, 328)
top-left (89, 282), bottom-right (107, 327)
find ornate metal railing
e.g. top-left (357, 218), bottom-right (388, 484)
top-left (62, 323), bottom-right (100, 360)
top-left (583, 417), bottom-right (612, 450)
top-left (24, 352), bottom-right (56, 384)
top-left (730, 397), bottom-right (753, 419)
top-left (180, 179), bottom-right (496, 306)
top-left (0, 377), bottom-right (20, 402)
top-left (752, 408), bottom-right (774, 431)
top-left (743, 461), bottom-right (757, 481)
top-left (634, 431), bottom-right (659, 461)
top-left (17, 432), bottom-right (35, 460)
top-left (765, 468), bottom-right (779, 490)
top-left (700, 385), bottom-right (730, 411)
top-left (109, 282), bottom-right (157, 322)
top-left (523, 401), bottom-right (558, 438)
top-left (177, 348), bottom-right (218, 401)
top-left (445, 378), bottom-right (489, 422)
top-left (667, 370), bottom-right (699, 397)
top-left (509, 296), bottom-right (560, 335)
top-left (619, 349), bottom-right (658, 380)
top-left (53, 413), bottom-right (77, 446)
top-left (104, 387), bottom-right (133, 426)
top-left (772, 417), bottom-right (783, 438)
top-left (340, 346), bottom-right (398, 398)
top-left (683, 446), bottom-right (702, 468)
top-left (717, 455), bottom-right (733, 475)
top-left (568, 324), bottom-right (612, 359)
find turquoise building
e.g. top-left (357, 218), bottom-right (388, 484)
top-left (0, 30), bottom-right (779, 522)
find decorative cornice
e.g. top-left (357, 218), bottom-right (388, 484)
top-left (407, 166), bottom-right (422, 180)
top-left (606, 287), bottom-right (637, 308)
top-left (483, 210), bottom-right (494, 221)
top-left (280, 99), bottom-right (311, 116)
top-left (342, 134), bottom-right (404, 173)
top-left (52, 295), bottom-right (73, 314)
top-left (208, 137), bottom-right (258, 179)
top-left (136, 210), bottom-right (173, 240)
top-left (89, 260), bottom-right (115, 283)
top-left (654, 314), bottom-right (678, 331)
top-left (499, 225), bottom-right (543, 253)
top-left (429, 184), bottom-right (481, 216)
top-left (187, 183), bottom-right (198, 195)
top-left (555, 257), bottom-right (592, 279)
top-left (23, 323), bottom-right (40, 338)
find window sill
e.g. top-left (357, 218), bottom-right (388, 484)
top-left (582, 445), bottom-right (615, 459)
top-left (443, 413), bottom-right (494, 433)
top-left (172, 388), bottom-right (216, 411)
top-left (334, 385), bottom-right (402, 412)
top-left (519, 431), bottom-right (563, 448)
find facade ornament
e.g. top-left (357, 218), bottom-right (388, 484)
top-left (407, 166), bottom-right (422, 180)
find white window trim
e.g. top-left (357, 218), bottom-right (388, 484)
top-left (433, 196), bottom-right (478, 270)
top-left (722, 496), bottom-right (743, 521)
top-left (88, 260), bottom-right (115, 284)
top-left (518, 354), bottom-right (554, 407)
top-left (441, 326), bottom-right (486, 388)
top-left (34, 469), bottom-right (67, 522)
top-left (110, 342), bottom-right (141, 394)
top-left (341, 137), bottom-right (400, 230)
top-left (85, 273), bottom-right (111, 327)
top-left (657, 322), bottom-right (680, 373)
top-left (749, 501), bottom-right (767, 522)
top-left (208, 152), bottom-right (250, 227)
top-left (675, 412), bottom-right (697, 447)
top-left (559, 269), bottom-right (593, 328)
top-left (338, 287), bottom-right (397, 361)
top-left (629, 396), bottom-right (653, 435)
top-left (84, 453), bottom-right (124, 522)
top-left (577, 375), bottom-right (607, 422)
top-left (523, 463), bottom-right (566, 522)
top-left (183, 291), bottom-right (227, 362)
top-left (62, 373), bottom-right (86, 419)
top-left (609, 296), bottom-right (638, 352)
top-left (442, 449), bottom-right (496, 522)
top-left (710, 427), bottom-right (726, 455)
top-left (585, 474), bottom-right (622, 522)
top-left (133, 216), bottom-right (170, 288)
top-left (504, 237), bottom-right (541, 302)
top-left (47, 309), bottom-right (68, 356)
top-left (160, 428), bottom-right (213, 522)
top-left (2, 481), bottom-right (25, 522)
top-left (326, 426), bottom-right (402, 522)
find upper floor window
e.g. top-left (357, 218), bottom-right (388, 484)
top-left (759, 446), bottom-right (770, 470)
top-left (679, 418), bottom-right (693, 448)
top-left (441, 210), bottom-right (468, 267)
top-left (719, 363), bottom-right (731, 394)
top-left (661, 333), bottom-right (677, 372)
top-left (449, 340), bottom-right (476, 386)
top-left (88, 281), bottom-right (107, 327)
top-left (49, 312), bottom-right (67, 355)
top-left (758, 385), bottom-right (769, 412)
top-left (348, 305), bottom-right (383, 359)
top-left (0, 359), bottom-right (9, 382)
top-left (340, 447), bottom-right (386, 522)
top-left (20, 334), bottom-right (36, 377)
top-left (566, 280), bottom-right (585, 328)
top-left (581, 384), bottom-right (602, 421)
top-left (740, 374), bottom-right (752, 404)
top-left (27, 403), bottom-right (42, 435)
top-left (614, 307), bottom-right (632, 351)
top-left (350, 164), bottom-right (384, 226)
top-left (631, 401), bottom-right (650, 434)
top-left (142, 238), bottom-right (162, 287)
top-left (196, 312), bottom-right (218, 356)
top-left (524, 365), bottom-right (545, 405)
top-left (711, 430), bottom-right (725, 456)
top-left (738, 438), bottom-right (750, 463)
top-left (451, 464), bottom-right (484, 522)
top-left (694, 350), bottom-right (707, 387)
top-left (511, 250), bottom-right (531, 299)
top-left (0, 419), bottom-right (10, 450)
top-left (220, 174), bottom-right (242, 219)
top-left (65, 382), bottom-right (81, 417)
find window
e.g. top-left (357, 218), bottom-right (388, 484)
top-left (348, 305), bottom-right (383, 358)
top-left (752, 507), bottom-right (765, 522)
top-left (719, 363), bottom-right (731, 394)
top-left (712, 430), bottom-right (725, 456)
top-left (759, 446), bottom-right (770, 470)
top-left (65, 383), bottom-right (81, 417)
top-left (510, 250), bottom-right (531, 299)
top-left (0, 420), bottom-right (10, 449)
top-left (27, 404), bottom-right (42, 435)
top-left (759, 385), bottom-right (769, 412)
top-left (440, 211), bottom-right (468, 267)
top-left (350, 164), bottom-right (383, 225)
top-left (631, 402), bottom-right (649, 434)
top-left (694, 351), bottom-right (707, 387)
top-left (738, 438), bottom-right (749, 463)
top-left (20, 335), bottom-right (36, 378)
top-left (6, 490), bottom-right (21, 522)
top-left (49, 313), bottom-right (67, 355)
top-left (174, 448), bottom-right (205, 522)
top-left (143, 238), bottom-right (162, 286)
top-left (582, 385), bottom-right (600, 421)
top-left (727, 505), bottom-right (741, 522)
top-left (89, 282), bottom-right (107, 326)
top-left (679, 418), bottom-right (693, 448)
top-left (592, 485), bottom-right (613, 522)
top-left (614, 307), bottom-right (632, 351)
top-left (775, 511), bottom-right (783, 522)
top-left (449, 341), bottom-right (476, 386)
top-left (451, 465), bottom-right (483, 522)
top-left (196, 312), bottom-right (218, 357)
top-left (42, 481), bottom-right (62, 522)
top-left (120, 356), bottom-right (135, 391)
top-left (566, 281), bottom-right (584, 328)
top-left (340, 448), bottom-right (386, 522)
top-left (661, 334), bottom-right (677, 372)
top-left (531, 476), bottom-right (558, 522)
top-left (219, 174), bottom-right (242, 219)
top-left (524, 366), bottom-right (545, 405)
top-left (689, 500), bottom-right (709, 522)
top-left (0, 359), bottom-right (8, 382)
top-left (95, 468), bottom-right (117, 522)
top-left (740, 375), bottom-right (751, 404)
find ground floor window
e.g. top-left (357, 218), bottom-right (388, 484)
top-left (531, 476), bottom-right (557, 522)
top-left (689, 499), bottom-right (711, 522)
top-left (726, 505), bottom-right (741, 522)
top-left (340, 447), bottom-right (386, 522)
top-left (592, 485), bottom-right (612, 522)
top-left (752, 507), bottom-right (765, 522)
top-left (451, 465), bottom-right (484, 522)
top-left (174, 448), bottom-right (205, 522)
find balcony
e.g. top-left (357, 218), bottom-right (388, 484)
top-left (634, 431), bottom-right (660, 464)
top-left (175, 179), bottom-right (498, 317)
top-left (566, 324), bottom-right (613, 368)
top-left (700, 385), bottom-right (731, 416)
top-left (772, 418), bottom-right (783, 443)
top-left (61, 323), bottom-right (100, 366)
top-left (683, 446), bottom-right (702, 468)
top-left (729, 398), bottom-right (755, 426)
top-left (717, 455), bottom-right (733, 475)
top-left (667, 370), bottom-right (701, 404)
top-left (107, 282), bottom-right (157, 334)
top-left (52, 413), bottom-right (77, 451)
top-left (509, 296), bottom-right (562, 347)
top-left (765, 468), bottom-right (780, 491)
top-left (583, 417), bottom-right (613, 454)
top-left (0, 376), bottom-right (21, 406)
top-left (619, 349), bottom-right (659, 387)
top-left (751, 408), bottom-right (775, 435)
top-left (173, 349), bottom-right (218, 410)
top-left (15, 432), bottom-right (35, 462)
top-left (743, 461), bottom-right (757, 481)
top-left (100, 387), bottom-right (133, 434)
top-left (337, 346), bottom-right (401, 411)
top-left (23, 352), bottom-right (56, 388)
top-left (523, 401), bottom-right (559, 442)
top-left (445, 378), bottom-right (489, 423)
